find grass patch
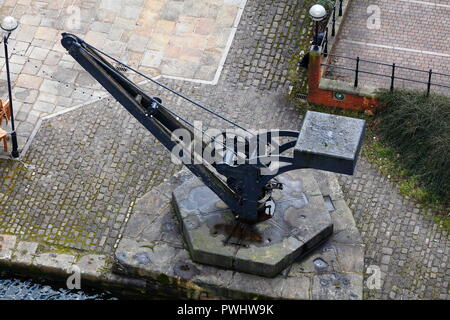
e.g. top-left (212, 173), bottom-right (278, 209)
top-left (375, 89), bottom-right (450, 203)
top-left (286, 1), bottom-right (449, 229)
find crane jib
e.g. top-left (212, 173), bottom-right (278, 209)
top-left (60, 33), bottom-right (365, 224)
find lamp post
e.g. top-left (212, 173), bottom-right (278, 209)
top-left (309, 4), bottom-right (327, 49)
top-left (1, 16), bottom-right (19, 158)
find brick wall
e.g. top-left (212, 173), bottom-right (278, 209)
top-left (307, 48), bottom-right (378, 112)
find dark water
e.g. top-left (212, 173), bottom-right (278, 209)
top-left (0, 274), bottom-right (118, 300)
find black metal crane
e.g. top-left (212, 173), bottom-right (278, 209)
top-left (61, 33), bottom-right (365, 224)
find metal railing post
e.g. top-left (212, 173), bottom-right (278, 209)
top-left (339, 0), bottom-right (343, 16)
top-left (427, 69), bottom-right (432, 97)
top-left (390, 63), bottom-right (396, 91)
top-left (314, 21), bottom-right (319, 47)
top-left (323, 28), bottom-right (328, 57)
top-left (354, 57), bottom-right (360, 87)
top-left (3, 33), bottom-right (20, 158)
top-left (332, 6), bottom-right (336, 36)
top-left (320, 54), bottom-right (450, 93)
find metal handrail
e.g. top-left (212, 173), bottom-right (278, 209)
top-left (321, 63), bottom-right (450, 90)
top-left (320, 27), bottom-right (329, 56)
top-left (310, 1), bottom-right (450, 96)
top-left (319, 0), bottom-right (343, 56)
top-left (331, 4), bottom-right (336, 36)
top-left (326, 53), bottom-right (450, 77)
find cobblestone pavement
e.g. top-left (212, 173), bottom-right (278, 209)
top-left (0, 0), bottom-right (448, 299)
top-left (327, 0), bottom-right (450, 95)
top-left (338, 162), bottom-right (449, 300)
top-left (0, 0), bottom-right (246, 149)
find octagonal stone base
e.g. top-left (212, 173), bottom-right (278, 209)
top-left (172, 171), bottom-right (333, 277)
top-left (113, 169), bottom-right (364, 300)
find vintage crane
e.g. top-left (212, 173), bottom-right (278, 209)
top-left (61, 33), bottom-right (365, 224)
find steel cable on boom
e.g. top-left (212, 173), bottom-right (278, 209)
top-left (82, 40), bottom-right (254, 136)
top-left (81, 42), bottom-right (282, 183)
top-left (81, 46), bottom-right (249, 162)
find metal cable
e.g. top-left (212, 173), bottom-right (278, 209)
top-left (82, 40), bottom-right (254, 135)
top-left (80, 42), bottom-right (283, 182)
top-left (81, 46), bottom-right (253, 163)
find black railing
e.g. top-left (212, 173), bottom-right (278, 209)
top-left (332, 3), bottom-right (336, 36)
top-left (322, 53), bottom-right (450, 96)
top-left (321, 27), bottom-right (329, 56)
top-left (320, 1), bottom-right (343, 57)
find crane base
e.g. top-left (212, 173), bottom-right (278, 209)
top-left (172, 170), bottom-right (333, 277)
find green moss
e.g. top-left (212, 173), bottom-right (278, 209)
top-left (97, 265), bottom-right (111, 275)
top-left (433, 214), bottom-right (450, 231)
top-left (35, 241), bottom-right (104, 258)
top-left (365, 123), bottom-right (448, 230)
top-left (157, 273), bottom-right (171, 285)
top-left (375, 89), bottom-right (450, 199)
top-left (285, 0), bottom-right (317, 98)
top-left (141, 244), bottom-right (156, 251)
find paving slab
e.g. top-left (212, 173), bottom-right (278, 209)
top-left (0, 0), bottom-right (247, 154)
top-left (327, 0), bottom-right (450, 95)
top-left (295, 111), bottom-right (365, 175)
top-left (0, 234), bottom-right (17, 262)
top-left (12, 241), bottom-right (39, 265)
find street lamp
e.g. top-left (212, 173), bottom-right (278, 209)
top-left (309, 4), bottom-right (327, 49)
top-left (1, 16), bottom-right (20, 158)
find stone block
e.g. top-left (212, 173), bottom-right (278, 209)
top-left (76, 254), bottom-right (109, 280)
top-left (227, 271), bottom-right (286, 298)
top-left (33, 252), bottom-right (76, 275)
top-left (172, 172), bottom-right (333, 277)
top-left (289, 243), bottom-right (340, 275)
top-left (0, 234), bottom-right (17, 262)
top-left (34, 26), bottom-right (58, 41)
top-left (29, 47), bottom-right (50, 60)
top-left (294, 111), bottom-right (365, 175)
top-left (16, 74), bottom-right (43, 89)
top-left (12, 241), bottom-right (38, 265)
top-left (141, 50), bottom-right (163, 68)
top-left (14, 87), bottom-right (39, 104)
top-left (127, 34), bottom-right (149, 53)
top-left (334, 244), bottom-right (365, 274)
top-left (115, 238), bottom-right (181, 278)
top-left (112, 166), bottom-right (363, 299)
top-left (33, 101), bottom-right (55, 113)
top-left (330, 199), bottom-right (358, 232)
top-left (280, 275), bottom-right (312, 300)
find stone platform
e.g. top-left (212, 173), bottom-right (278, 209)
top-left (172, 170), bottom-right (333, 277)
top-left (113, 169), bottom-right (365, 299)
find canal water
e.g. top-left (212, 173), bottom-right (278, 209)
top-left (0, 273), bottom-right (118, 300)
